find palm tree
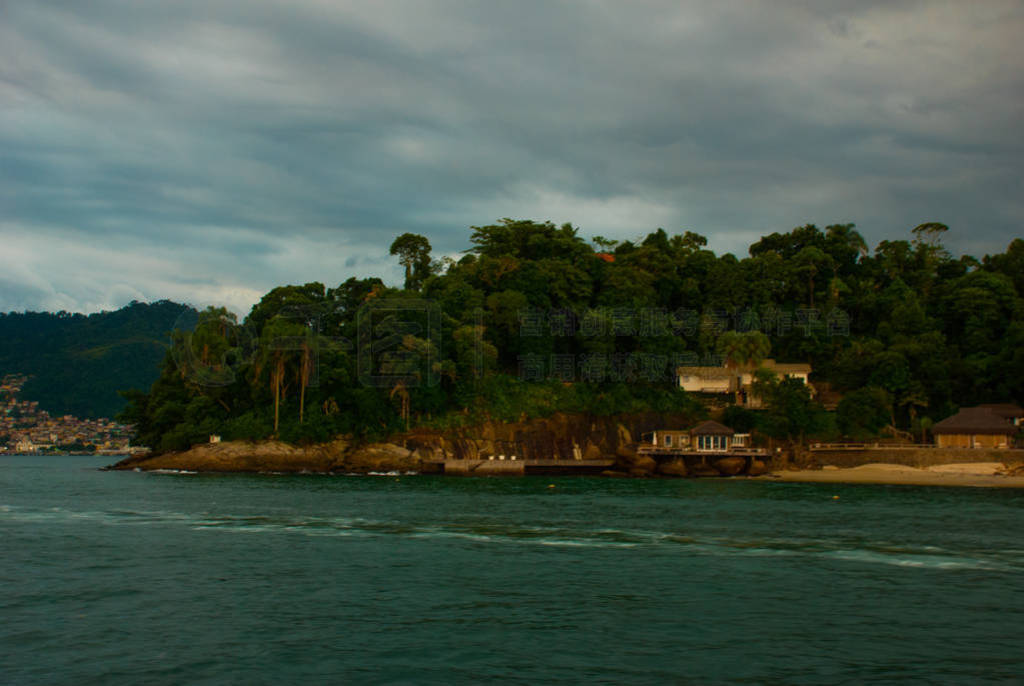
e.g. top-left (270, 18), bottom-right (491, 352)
top-left (717, 331), bottom-right (771, 405)
top-left (390, 380), bottom-right (410, 432)
top-left (794, 246), bottom-right (833, 309)
top-left (298, 339), bottom-right (314, 424)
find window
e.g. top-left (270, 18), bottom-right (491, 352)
top-left (665, 434), bottom-right (673, 447)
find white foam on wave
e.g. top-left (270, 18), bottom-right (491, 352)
top-left (828, 549), bottom-right (1007, 571)
top-left (535, 538), bottom-right (637, 548)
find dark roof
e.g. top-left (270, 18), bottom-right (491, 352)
top-left (690, 420), bottom-right (735, 436)
top-left (932, 407), bottom-right (1015, 435)
top-left (977, 403), bottom-right (1024, 419)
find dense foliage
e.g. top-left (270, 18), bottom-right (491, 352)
top-left (0, 301), bottom-right (194, 418)
top-left (118, 220), bottom-right (1024, 452)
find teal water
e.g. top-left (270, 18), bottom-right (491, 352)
top-left (2, 456), bottom-right (1023, 684)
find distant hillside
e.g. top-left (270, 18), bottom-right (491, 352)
top-left (0, 301), bottom-right (195, 418)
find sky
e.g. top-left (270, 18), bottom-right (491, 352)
top-left (2, 0), bottom-right (1023, 315)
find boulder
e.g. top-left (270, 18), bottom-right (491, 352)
top-left (347, 443), bottom-right (416, 471)
top-left (616, 423), bottom-right (633, 447)
top-left (747, 459), bottom-right (769, 476)
top-left (629, 467), bottom-right (654, 477)
top-left (601, 470), bottom-right (630, 478)
top-left (658, 459), bottom-right (689, 477)
top-left (615, 444), bottom-right (638, 460)
top-left (690, 463), bottom-right (722, 477)
top-left (713, 457), bottom-right (747, 476)
top-left (583, 443), bottom-right (604, 461)
top-left (630, 455), bottom-right (658, 473)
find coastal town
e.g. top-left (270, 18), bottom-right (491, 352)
top-left (0, 374), bottom-right (138, 455)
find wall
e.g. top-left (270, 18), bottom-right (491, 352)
top-left (444, 460), bottom-right (525, 476)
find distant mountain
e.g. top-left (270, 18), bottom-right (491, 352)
top-left (0, 300), bottom-right (196, 419)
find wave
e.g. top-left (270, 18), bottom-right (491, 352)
top-left (2, 504), bottom-right (1019, 570)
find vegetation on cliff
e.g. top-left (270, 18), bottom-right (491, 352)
top-left (118, 220), bottom-right (1024, 452)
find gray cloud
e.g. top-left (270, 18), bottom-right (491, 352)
top-left (2, 0), bottom-right (1022, 313)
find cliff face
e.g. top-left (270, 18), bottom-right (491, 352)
top-left (398, 411), bottom-right (696, 463)
top-left (109, 411), bottom-right (701, 474)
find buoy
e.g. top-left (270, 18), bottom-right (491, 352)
top-left (832, 495), bottom-right (840, 500)
top-left (548, 484), bottom-right (556, 489)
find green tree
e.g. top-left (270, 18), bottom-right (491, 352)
top-left (753, 371), bottom-right (824, 444)
top-left (836, 387), bottom-right (891, 439)
top-left (717, 331), bottom-right (771, 404)
top-left (793, 246), bottom-right (833, 308)
top-left (389, 233), bottom-right (433, 290)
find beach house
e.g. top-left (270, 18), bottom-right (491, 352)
top-left (931, 406), bottom-right (1019, 449)
top-left (646, 421), bottom-right (751, 453)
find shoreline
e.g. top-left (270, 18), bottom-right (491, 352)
top-left (761, 462), bottom-right (1024, 488)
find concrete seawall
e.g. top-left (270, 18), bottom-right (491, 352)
top-left (444, 460), bottom-right (526, 476)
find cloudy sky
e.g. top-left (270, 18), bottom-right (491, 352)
top-left (2, 1), bottom-right (1022, 314)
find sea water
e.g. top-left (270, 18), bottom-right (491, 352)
top-left (2, 455), bottom-right (1023, 684)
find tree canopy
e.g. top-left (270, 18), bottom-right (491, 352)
top-left (116, 219), bottom-right (1024, 451)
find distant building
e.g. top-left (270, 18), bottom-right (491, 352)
top-left (647, 421), bottom-right (750, 453)
top-left (677, 359), bottom-right (813, 408)
top-left (932, 407), bottom-right (1018, 449)
top-left (690, 420), bottom-right (738, 452)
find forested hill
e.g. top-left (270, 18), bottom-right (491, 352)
top-left (0, 300), bottom-right (195, 418)
top-left (121, 221), bottom-right (1024, 453)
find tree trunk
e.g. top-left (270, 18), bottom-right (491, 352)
top-left (299, 346), bottom-right (309, 424)
top-left (273, 373), bottom-right (280, 434)
top-left (273, 356), bottom-right (284, 433)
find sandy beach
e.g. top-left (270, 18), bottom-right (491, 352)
top-left (764, 462), bottom-right (1024, 488)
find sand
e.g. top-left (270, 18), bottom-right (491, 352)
top-left (763, 462), bottom-right (1024, 488)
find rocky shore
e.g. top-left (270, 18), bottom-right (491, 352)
top-left (109, 411), bottom-right (704, 476)
top-left (108, 411), bottom-right (1024, 487)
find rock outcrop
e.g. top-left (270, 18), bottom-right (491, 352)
top-left (713, 457), bottom-right (747, 476)
top-left (747, 459), bottom-right (769, 476)
top-left (657, 459), bottom-right (689, 477)
top-left (109, 410), bottom-right (702, 475)
top-left (110, 439), bottom-right (350, 473)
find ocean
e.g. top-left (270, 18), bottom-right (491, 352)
top-left (2, 455), bottom-right (1023, 684)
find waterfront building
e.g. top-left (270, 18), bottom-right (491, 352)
top-left (647, 421), bottom-right (751, 453)
top-left (932, 407), bottom-right (1019, 449)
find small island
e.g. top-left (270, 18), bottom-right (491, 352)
top-left (104, 220), bottom-right (1024, 487)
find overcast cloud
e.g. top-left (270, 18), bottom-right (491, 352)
top-left (2, 0), bottom-right (1022, 314)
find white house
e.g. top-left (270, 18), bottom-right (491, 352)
top-left (677, 359), bottom-right (813, 408)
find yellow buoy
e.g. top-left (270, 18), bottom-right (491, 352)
top-left (548, 484), bottom-right (556, 489)
top-left (832, 495), bottom-right (840, 500)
